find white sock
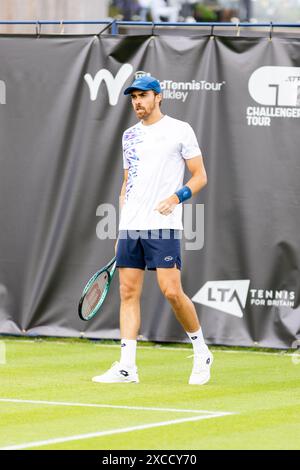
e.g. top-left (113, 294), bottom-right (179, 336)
top-left (119, 339), bottom-right (137, 369)
top-left (186, 327), bottom-right (209, 355)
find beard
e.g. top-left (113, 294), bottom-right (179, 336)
top-left (134, 100), bottom-right (156, 119)
top-left (135, 108), bottom-right (146, 118)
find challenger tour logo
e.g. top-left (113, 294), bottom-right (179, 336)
top-left (247, 66), bottom-right (300, 126)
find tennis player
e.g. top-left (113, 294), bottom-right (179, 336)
top-left (92, 74), bottom-right (213, 385)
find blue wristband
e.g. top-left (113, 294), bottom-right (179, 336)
top-left (175, 185), bottom-right (192, 203)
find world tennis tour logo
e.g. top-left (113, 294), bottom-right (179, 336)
top-left (84, 64), bottom-right (133, 106)
top-left (192, 280), bottom-right (251, 318)
top-left (84, 65), bottom-right (225, 105)
top-left (160, 79), bottom-right (225, 103)
top-left (247, 66), bottom-right (300, 127)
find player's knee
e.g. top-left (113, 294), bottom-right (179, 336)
top-left (162, 285), bottom-right (181, 305)
top-left (120, 282), bottom-right (140, 302)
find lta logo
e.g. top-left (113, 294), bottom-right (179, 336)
top-left (192, 280), bottom-right (251, 318)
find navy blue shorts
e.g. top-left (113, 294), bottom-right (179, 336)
top-left (116, 230), bottom-right (182, 271)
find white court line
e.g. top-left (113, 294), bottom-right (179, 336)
top-left (92, 344), bottom-right (297, 357)
top-left (2, 338), bottom-right (295, 357)
top-left (0, 398), bottom-right (224, 415)
top-left (0, 410), bottom-right (234, 450)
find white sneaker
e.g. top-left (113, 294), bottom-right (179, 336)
top-left (92, 362), bottom-right (139, 384)
top-left (189, 350), bottom-right (213, 385)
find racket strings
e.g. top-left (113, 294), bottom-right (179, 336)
top-left (81, 272), bottom-right (109, 319)
top-left (78, 257), bottom-right (116, 321)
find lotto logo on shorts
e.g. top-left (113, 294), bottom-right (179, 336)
top-left (164, 256), bottom-right (173, 262)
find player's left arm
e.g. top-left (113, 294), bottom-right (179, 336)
top-left (183, 155), bottom-right (207, 196)
top-left (156, 155), bottom-right (207, 215)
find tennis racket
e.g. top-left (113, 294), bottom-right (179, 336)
top-left (78, 256), bottom-right (117, 321)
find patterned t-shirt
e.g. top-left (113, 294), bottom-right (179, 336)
top-left (119, 115), bottom-right (202, 230)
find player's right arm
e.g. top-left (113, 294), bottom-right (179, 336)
top-left (115, 169), bottom-right (128, 254)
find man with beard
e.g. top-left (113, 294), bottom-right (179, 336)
top-left (92, 74), bottom-right (213, 385)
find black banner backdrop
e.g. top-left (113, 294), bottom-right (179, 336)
top-left (0, 34), bottom-right (299, 348)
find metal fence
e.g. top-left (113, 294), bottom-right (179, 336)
top-left (0, 20), bottom-right (300, 37)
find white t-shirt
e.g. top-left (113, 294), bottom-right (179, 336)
top-left (119, 115), bottom-right (202, 230)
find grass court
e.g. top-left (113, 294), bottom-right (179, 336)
top-left (0, 337), bottom-right (299, 450)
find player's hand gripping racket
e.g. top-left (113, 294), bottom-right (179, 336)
top-left (78, 256), bottom-right (116, 321)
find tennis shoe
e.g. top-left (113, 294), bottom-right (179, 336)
top-left (189, 350), bottom-right (213, 385)
top-left (92, 361), bottom-right (139, 383)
